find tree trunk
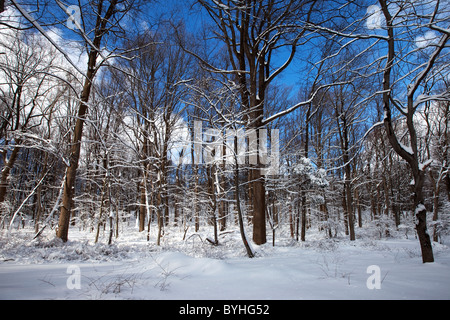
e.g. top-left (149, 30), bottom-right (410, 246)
top-left (413, 173), bottom-right (434, 263)
top-left (342, 188), bottom-right (349, 236)
top-left (289, 203), bottom-right (294, 238)
top-left (0, 144), bottom-right (21, 204)
top-left (57, 41), bottom-right (99, 242)
top-left (139, 175), bottom-right (146, 232)
top-left (94, 171), bottom-right (108, 243)
top-left (346, 179), bottom-right (355, 241)
top-left (251, 166), bottom-right (266, 245)
top-left (301, 193), bottom-right (307, 242)
top-left (156, 189), bottom-right (163, 246)
top-left (445, 174), bottom-right (450, 202)
top-left (194, 167), bottom-right (199, 232)
top-left (207, 164), bottom-right (219, 245)
top-left (57, 78), bottom-right (92, 242)
top-left (379, 0), bottom-right (435, 263)
top-left (355, 190), bottom-right (362, 228)
top-left (56, 0), bottom-right (119, 242)
top-left (235, 136), bottom-right (254, 258)
top-left (432, 190), bottom-right (439, 243)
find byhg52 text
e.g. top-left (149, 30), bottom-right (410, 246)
top-left (179, 304), bottom-right (270, 317)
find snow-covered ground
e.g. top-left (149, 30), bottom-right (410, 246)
top-left (1, 225), bottom-right (450, 300)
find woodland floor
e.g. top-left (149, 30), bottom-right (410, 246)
top-left (1, 222), bottom-right (450, 300)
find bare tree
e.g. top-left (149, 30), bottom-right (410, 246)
top-left (118, 23), bottom-right (192, 244)
top-left (189, 0), bottom-right (319, 245)
top-left (0, 30), bottom-right (61, 207)
top-left (305, 0), bottom-right (449, 262)
top-left (53, 0), bottom-right (136, 242)
top-left (377, 0), bottom-right (449, 262)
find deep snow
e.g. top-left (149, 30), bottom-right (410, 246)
top-left (1, 225), bottom-right (450, 300)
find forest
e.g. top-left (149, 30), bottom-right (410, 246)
top-left (0, 0), bottom-right (449, 283)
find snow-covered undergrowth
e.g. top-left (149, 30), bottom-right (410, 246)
top-left (1, 225), bottom-right (450, 300)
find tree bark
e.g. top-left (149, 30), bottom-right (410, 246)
top-left (194, 0), bottom-right (316, 245)
top-left (139, 175), bottom-right (147, 232)
top-left (57, 76), bottom-right (92, 242)
top-left (413, 173), bottom-right (434, 263)
top-left (379, 0), bottom-right (435, 262)
top-left (251, 166), bottom-right (266, 245)
top-left (0, 144), bottom-right (21, 204)
top-left (57, 0), bottom-right (119, 242)
top-left (235, 136), bottom-right (254, 258)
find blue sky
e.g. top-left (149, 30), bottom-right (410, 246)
top-left (12, 0), bottom-right (449, 128)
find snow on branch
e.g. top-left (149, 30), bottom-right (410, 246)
top-left (262, 80), bottom-right (352, 125)
top-left (10, 0), bottom-right (87, 79)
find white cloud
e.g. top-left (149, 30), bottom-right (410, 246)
top-left (45, 26), bottom-right (88, 77)
top-left (366, 5), bottom-right (384, 30)
top-left (415, 31), bottom-right (438, 49)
